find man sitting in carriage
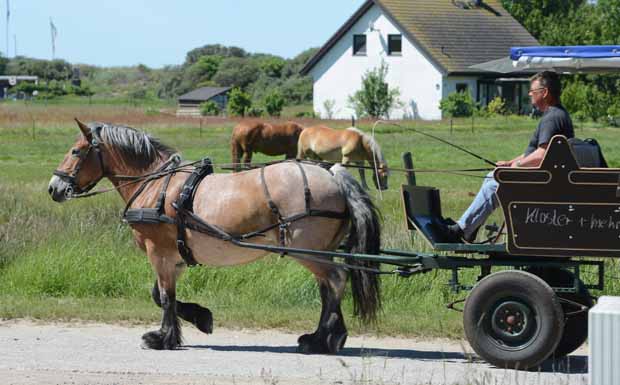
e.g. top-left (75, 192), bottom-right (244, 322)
top-left (440, 71), bottom-right (575, 243)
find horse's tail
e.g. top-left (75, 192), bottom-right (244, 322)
top-left (330, 164), bottom-right (382, 323)
top-left (231, 136), bottom-right (243, 172)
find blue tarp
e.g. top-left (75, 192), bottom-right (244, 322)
top-left (511, 46), bottom-right (620, 60)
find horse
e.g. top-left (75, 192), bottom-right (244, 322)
top-left (231, 121), bottom-right (304, 171)
top-left (297, 126), bottom-right (389, 190)
top-left (48, 119), bottom-right (381, 354)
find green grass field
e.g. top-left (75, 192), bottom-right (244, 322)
top-left (2, 104), bottom-right (620, 339)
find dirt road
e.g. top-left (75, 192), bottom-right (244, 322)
top-left (0, 320), bottom-right (588, 385)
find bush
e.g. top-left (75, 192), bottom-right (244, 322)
top-left (439, 91), bottom-right (475, 118)
top-left (227, 87), bottom-right (252, 117)
top-left (295, 111), bottom-right (315, 118)
top-left (348, 61), bottom-right (402, 119)
top-left (323, 99), bottom-right (336, 119)
top-left (200, 100), bottom-right (221, 116)
top-left (486, 96), bottom-right (506, 115)
top-left (264, 90), bottom-right (285, 117)
top-left (247, 106), bottom-right (264, 117)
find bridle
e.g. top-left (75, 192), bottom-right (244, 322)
top-left (53, 138), bottom-right (106, 198)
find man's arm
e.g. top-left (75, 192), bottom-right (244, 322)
top-left (496, 154), bottom-right (524, 167)
top-left (511, 144), bottom-right (548, 167)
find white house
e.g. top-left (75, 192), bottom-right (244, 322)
top-left (301, 0), bottom-right (539, 120)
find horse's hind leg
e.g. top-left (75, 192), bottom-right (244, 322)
top-left (151, 280), bottom-right (213, 335)
top-left (142, 255), bottom-right (183, 350)
top-left (297, 265), bottom-right (348, 354)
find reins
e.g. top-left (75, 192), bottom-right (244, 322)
top-left (370, 120), bottom-right (498, 167)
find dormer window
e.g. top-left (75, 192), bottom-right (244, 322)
top-left (353, 34), bottom-right (367, 56)
top-left (388, 34), bottom-right (402, 56)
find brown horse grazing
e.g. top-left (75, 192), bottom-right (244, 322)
top-left (231, 121), bottom-right (304, 171)
top-left (297, 126), bottom-right (389, 190)
top-left (48, 120), bottom-right (381, 354)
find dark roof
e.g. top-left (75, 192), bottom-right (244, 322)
top-left (177, 86), bottom-right (231, 102)
top-left (301, 0), bottom-right (539, 75)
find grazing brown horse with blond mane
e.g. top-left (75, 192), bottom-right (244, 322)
top-left (297, 126), bottom-right (389, 190)
top-left (48, 120), bottom-right (381, 354)
top-left (231, 121), bottom-right (304, 171)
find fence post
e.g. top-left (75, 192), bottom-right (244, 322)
top-left (402, 152), bottom-right (416, 186)
top-left (199, 118), bottom-right (203, 137)
top-left (351, 115), bottom-right (356, 127)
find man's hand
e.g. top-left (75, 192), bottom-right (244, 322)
top-left (496, 160), bottom-right (512, 167)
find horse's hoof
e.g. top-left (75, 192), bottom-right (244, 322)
top-left (297, 333), bottom-right (329, 354)
top-left (141, 330), bottom-right (164, 350)
top-left (194, 307), bottom-right (213, 334)
top-left (326, 332), bottom-right (347, 353)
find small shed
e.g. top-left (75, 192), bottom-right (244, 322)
top-left (0, 75), bottom-right (39, 99)
top-left (176, 86), bottom-right (232, 117)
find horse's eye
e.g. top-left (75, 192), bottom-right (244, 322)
top-left (71, 148), bottom-right (81, 157)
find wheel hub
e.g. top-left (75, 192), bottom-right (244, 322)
top-left (491, 300), bottom-right (535, 346)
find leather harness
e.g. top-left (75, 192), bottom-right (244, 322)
top-left (126, 159), bottom-right (348, 267)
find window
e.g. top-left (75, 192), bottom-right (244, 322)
top-left (456, 83), bottom-right (468, 93)
top-left (388, 34), bottom-right (402, 55)
top-left (353, 34), bottom-right (367, 56)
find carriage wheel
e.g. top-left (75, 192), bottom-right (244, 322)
top-left (463, 270), bottom-right (564, 369)
top-left (525, 267), bottom-right (593, 358)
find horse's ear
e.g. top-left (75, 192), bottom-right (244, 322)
top-left (75, 118), bottom-right (92, 142)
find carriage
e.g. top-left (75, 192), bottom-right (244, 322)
top-left (231, 46), bottom-right (620, 369)
top-left (48, 46), bottom-right (620, 370)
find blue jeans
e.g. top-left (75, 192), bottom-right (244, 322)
top-left (457, 171), bottom-right (499, 239)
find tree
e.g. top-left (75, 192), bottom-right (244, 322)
top-left (212, 57), bottom-right (260, 89)
top-left (259, 56), bottom-right (286, 78)
top-left (347, 62), bottom-right (402, 119)
top-left (227, 87), bottom-right (252, 117)
top-left (439, 91), bottom-right (475, 118)
top-left (264, 90), bottom-right (285, 116)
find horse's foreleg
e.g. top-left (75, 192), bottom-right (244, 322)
top-left (298, 267), bottom-right (348, 354)
top-left (151, 280), bottom-right (213, 335)
top-left (242, 150), bottom-right (253, 169)
top-left (142, 257), bottom-right (182, 350)
top-left (356, 162), bottom-right (369, 190)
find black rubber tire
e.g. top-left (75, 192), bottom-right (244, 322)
top-left (525, 267), bottom-right (593, 358)
top-left (463, 270), bottom-right (565, 369)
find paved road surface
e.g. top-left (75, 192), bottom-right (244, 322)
top-left (0, 320), bottom-right (588, 385)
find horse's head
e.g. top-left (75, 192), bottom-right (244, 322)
top-left (48, 119), bottom-right (106, 202)
top-left (373, 163), bottom-right (390, 191)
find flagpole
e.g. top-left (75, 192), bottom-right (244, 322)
top-left (50, 18), bottom-right (55, 60)
top-left (5, 0), bottom-right (9, 57)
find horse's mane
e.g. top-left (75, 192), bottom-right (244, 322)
top-left (346, 127), bottom-right (387, 166)
top-left (89, 122), bottom-right (177, 170)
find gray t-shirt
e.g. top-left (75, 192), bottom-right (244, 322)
top-left (524, 105), bottom-right (574, 156)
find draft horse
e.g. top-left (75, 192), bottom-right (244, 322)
top-left (49, 120), bottom-right (381, 354)
top-left (297, 126), bottom-right (390, 190)
top-left (230, 121), bottom-right (304, 172)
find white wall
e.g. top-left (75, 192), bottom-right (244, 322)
top-left (308, 4), bottom-right (446, 120)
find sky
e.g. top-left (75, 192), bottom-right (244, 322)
top-left (1, 0), bottom-right (366, 68)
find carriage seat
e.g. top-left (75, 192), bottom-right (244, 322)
top-left (401, 185), bottom-right (453, 244)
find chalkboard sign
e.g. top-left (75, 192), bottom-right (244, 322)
top-left (495, 135), bottom-right (620, 257)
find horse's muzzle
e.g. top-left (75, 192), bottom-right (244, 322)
top-left (48, 175), bottom-right (69, 202)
